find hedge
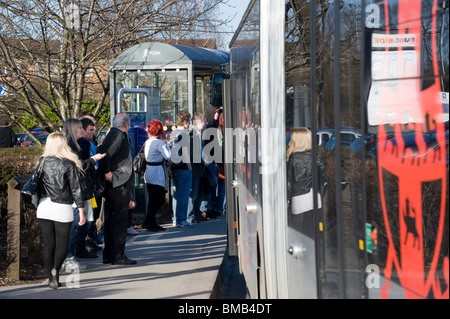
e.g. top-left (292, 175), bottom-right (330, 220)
top-left (0, 147), bottom-right (43, 213)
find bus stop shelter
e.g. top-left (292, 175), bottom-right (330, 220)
top-left (109, 41), bottom-right (229, 130)
top-left (108, 42), bottom-right (229, 216)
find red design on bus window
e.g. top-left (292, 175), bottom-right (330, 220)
top-left (377, 0), bottom-right (448, 299)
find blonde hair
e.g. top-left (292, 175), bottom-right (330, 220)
top-left (286, 127), bottom-right (312, 160)
top-left (42, 132), bottom-right (83, 171)
top-left (63, 118), bottom-right (82, 152)
top-left (192, 113), bottom-right (204, 126)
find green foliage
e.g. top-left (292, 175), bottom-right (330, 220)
top-left (81, 99), bottom-right (111, 127)
top-left (19, 105), bottom-right (61, 131)
top-left (19, 113), bottom-right (40, 131)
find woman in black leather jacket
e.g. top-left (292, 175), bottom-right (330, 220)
top-left (36, 132), bottom-right (86, 289)
top-left (286, 128), bottom-right (324, 239)
top-left (287, 128), bottom-right (313, 202)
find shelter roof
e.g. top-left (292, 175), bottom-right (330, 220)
top-left (110, 42), bottom-right (229, 70)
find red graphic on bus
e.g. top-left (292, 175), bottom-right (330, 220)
top-left (377, 0), bottom-right (448, 299)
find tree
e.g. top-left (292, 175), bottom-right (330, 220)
top-left (0, 0), bottom-right (229, 141)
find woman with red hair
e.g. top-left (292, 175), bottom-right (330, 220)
top-left (142, 119), bottom-right (171, 231)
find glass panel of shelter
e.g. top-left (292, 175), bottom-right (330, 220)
top-left (115, 69), bottom-right (189, 128)
top-left (195, 75), bottom-right (212, 114)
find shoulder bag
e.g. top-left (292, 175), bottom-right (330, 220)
top-left (133, 143), bottom-right (147, 176)
top-left (21, 157), bottom-right (45, 209)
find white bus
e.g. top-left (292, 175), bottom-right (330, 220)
top-left (224, 0), bottom-right (449, 299)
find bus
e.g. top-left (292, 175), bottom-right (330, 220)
top-left (223, 0), bottom-right (449, 299)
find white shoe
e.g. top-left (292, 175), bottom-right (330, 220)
top-left (177, 220), bottom-right (194, 228)
top-left (127, 227), bottom-right (139, 235)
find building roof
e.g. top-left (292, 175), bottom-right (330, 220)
top-left (110, 42), bottom-right (229, 70)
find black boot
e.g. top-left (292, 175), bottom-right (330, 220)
top-left (48, 268), bottom-right (60, 289)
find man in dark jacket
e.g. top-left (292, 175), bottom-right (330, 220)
top-left (202, 106), bottom-right (221, 218)
top-left (0, 120), bottom-right (17, 148)
top-left (97, 113), bottom-right (136, 265)
top-left (187, 113), bottom-right (209, 223)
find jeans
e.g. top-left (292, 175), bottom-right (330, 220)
top-left (68, 206), bottom-right (88, 257)
top-left (188, 177), bottom-right (206, 222)
top-left (171, 169), bottom-right (192, 224)
top-left (214, 178), bottom-right (226, 213)
top-left (201, 191), bottom-right (212, 213)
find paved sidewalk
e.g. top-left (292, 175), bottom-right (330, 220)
top-left (0, 216), bottom-right (227, 299)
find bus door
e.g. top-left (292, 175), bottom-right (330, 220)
top-left (285, 88), bottom-right (318, 299)
top-left (233, 84), bottom-right (263, 299)
top-left (223, 78), bottom-right (239, 257)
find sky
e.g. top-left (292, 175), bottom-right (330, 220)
top-left (217, 0), bottom-right (251, 50)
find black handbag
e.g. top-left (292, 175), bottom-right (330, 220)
top-left (133, 144), bottom-right (147, 176)
top-left (21, 157), bottom-right (45, 209)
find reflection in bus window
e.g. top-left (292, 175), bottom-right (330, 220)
top-left (228, 0), bottom-right (447, 299)
top-left (365, 0), bottom-right (449, 299)
top-left (284, 0), bottom-right (448, 299)
top-left (287, 128), bottom-right (324, 236)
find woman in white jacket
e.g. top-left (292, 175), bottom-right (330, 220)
top-left (142, 119), bottom-right (171, 231)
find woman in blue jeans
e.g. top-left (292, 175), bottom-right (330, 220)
top-left (170, 111), bottom-right (193, 227)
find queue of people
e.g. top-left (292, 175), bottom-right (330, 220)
top-left (169, 106), bottom-right (225, 228)
top-left (33, 107), bottom-right (225, 289)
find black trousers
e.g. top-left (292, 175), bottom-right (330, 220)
top-left (38, 219), bottom-right (72, 278)
top-left (102, 183), bottom-right (130, 262)
top-left (144, 183), bottom-right (165, 227)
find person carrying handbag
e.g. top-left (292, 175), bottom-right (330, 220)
top-left (34, 133), bottom-right (86, 289)
top-left (287, 128), bottom-right (325, 239)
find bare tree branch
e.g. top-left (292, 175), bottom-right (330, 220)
top-left (0, 0), bottom-right (228, 137)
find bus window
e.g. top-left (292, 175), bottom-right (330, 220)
top-left (364, 0), bottom-right (449, 299)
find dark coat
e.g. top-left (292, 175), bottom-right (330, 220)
top-left (190, 128), bottom-right (205, 178)
top-left (0, 126), bottom-right (16, 148)
top-left (287, 151), bottom-right (313, 201)
top-left (97, 127), bottom-right (133, 189)
top-left (39, 157), bottom-right (85, 208)
top-left (287, 150), bottom-right (327, 201)
top-left (205, 105), bottom-right (220, 129)
top-left (77, 137), bottom-right (96, 200)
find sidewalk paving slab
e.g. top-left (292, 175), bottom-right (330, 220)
top-left (0, 216), bottom-right (227, 299)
